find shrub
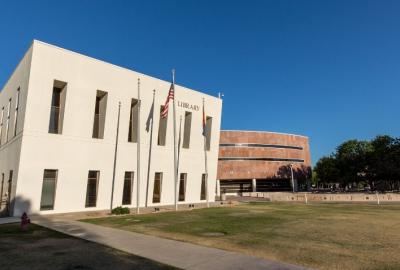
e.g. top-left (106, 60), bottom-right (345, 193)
top-left (111, 206), bottom-right (130, 215)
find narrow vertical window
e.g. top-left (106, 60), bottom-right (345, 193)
top-left (6, 170), bottom-right (13, 214)
top-left (49, 80), bottom-right (67, 134)
top-left (122, 172), bottom-right (134, 205)
top-left (182, 112), bottom-right (192, 149)
top-left (157, 106), bottom-right (168, 146)
top-left (152, 172), bottom-right (162, 203)
top-left (128, 99), bottom-right (139, 142)
top-left (86, 171), bottom-right (99, 207)
top-left (200, 174), bottom-right (207, 200)
top-left (0, 107), bottom-right (4, 146)
top-left (5, 99), bottom-right (11, 142)
top-left (92, 91), bottom-right (108, 139)
top-left (40, 170), bottom-right (58, 210)
top-left (205, 116), bottom-right (212, 151)
top-left (179, 173), bottom-right (187, 202)
top-left (0, 173), bottom-right (4, 209)
top-left (13, 88), bottom-right (20, 137)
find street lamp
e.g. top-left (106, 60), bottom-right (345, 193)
top-left (289, 164), bottom-right (295, 193)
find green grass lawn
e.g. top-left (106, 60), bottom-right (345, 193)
top-left (83, 202), bottom-right (400, 270)
top-left (0, 223), bottom-right (177, 270)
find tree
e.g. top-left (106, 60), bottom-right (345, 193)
top-left (334, 140), bottom-right (372, 187)
top-left (368, 135), bottom-right (400, 190)
top-left (314, 156), bottom-right (339, 185)
top-left (314, 135), bottom-right (400, 191)
top-left (311, 170), bottom-right (319, 186)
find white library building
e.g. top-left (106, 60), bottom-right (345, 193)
top-left (0, 40), bottom-right (222, 217)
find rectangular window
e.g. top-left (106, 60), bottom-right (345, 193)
top-left (205, 116), bottom-right (212, 151)
top-left (0, 173), bottom-right (4, 209)
top-left (157, 106), bottom-right (168, 146)
top-left (182, 112), bottom-right (192, 149)
top-left (200, 174), bottom-right (207, 200)
top-left (5, 99), bottom-right (11, 142)
top-left (85, 171), bottom-right (99, 207)
top-left (7, 170), bottom-right (13, 213)
top-left (179, 173), bottom-right (187, 202)
top-left (13, 88), bottom-right (20, 137)
top-left (92, 90), bottom-right (108, 139)
top-left (40, 170), bottom-right (58, 210)
top-left (128, 99), bottom-right (139, 143)
top-left (122, 171), bottom-right (134, 205)
top-left (49, 80), bottom-right (67, 134)
top-left (152, 172), bottom-right (162, 203)
top-left (0, 107), bottom-right (4, 145)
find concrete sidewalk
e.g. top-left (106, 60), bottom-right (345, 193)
top-left (32, 216), bottom-right (309, 270)
top-left (0, 217), bottom-right (19, 225)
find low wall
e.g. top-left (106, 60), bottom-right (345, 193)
top-left (242, 192), bottom-right (400, 203)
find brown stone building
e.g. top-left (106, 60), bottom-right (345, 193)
top-left (217, 130), bottom-right (311, 194)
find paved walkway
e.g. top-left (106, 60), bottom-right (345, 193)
top-left (0, 217), bottom-right (19, 224)
top-left (32, 216), bottom-right (309, 270)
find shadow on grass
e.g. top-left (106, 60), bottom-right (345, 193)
top-left (0, 219), bottom-right (178, 270)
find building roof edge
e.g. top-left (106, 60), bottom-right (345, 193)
top-left (221, 130), bottom-right (309, 139)
top-left (31, 40), bottom-right (221, 101)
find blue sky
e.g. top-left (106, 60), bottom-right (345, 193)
top-left (1, 0), bottom-right (399, 165)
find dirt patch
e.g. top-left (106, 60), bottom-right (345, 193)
top-left (124, 218), bottom-right (141, 222)
top-left (201, 232), bottom-right (226, 237)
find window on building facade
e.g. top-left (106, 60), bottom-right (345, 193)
top-left (0, 173), bottom-right (4, 209)
top-left (85, 171), bottom-right (99, 207)
top-left (40, 170), bottom-right (58, 210)
top-left (0, 107), bottom-right (4, 146)
top-left (128, 99), bottom-right (139, 143)
top-left (49, 80), bottom-right (67, 134)
top-left (182, 112), bottom-right (192, 149)
top-left (5, 99), bottom-right (11, 142)
top-left (92, 90), bottom-right (108, 139)
top-left (157, 106), bottom-right (168, 146)
top-left (200, 174), bottom-right (207, 200)
top-left (152, 172), bottom-right (162, 203)
top-left (13, 88), bottom-right (20, 137)
top-left (122, 171), bottom-right (134, 205)
top-left (205, 116), bottom-right (212, 151)
top-left (179, 173), bottom-right (187, 202)
top-left (7, 170), bottom-right (13, 211)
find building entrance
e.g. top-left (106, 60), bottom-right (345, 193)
top-left (220, 179), bottom-right (252, 194)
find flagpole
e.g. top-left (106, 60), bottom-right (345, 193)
top-left (203, 98), bottom-right (210, 208)
top-left (172, 69), bottom-right (178, 211)
top-left (136, 78), bottom-right (141, 214)
top-left (145, 90), bottom-right (156, 208)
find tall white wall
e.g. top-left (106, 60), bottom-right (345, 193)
top-left (13, 40), bottom-right (222, 216)
top-left (0, 45), bottom-right (33, 216)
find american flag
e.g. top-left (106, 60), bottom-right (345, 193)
top-left (161, 83), bottom-right (174, 118)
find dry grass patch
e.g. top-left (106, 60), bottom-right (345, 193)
top-left (83, 203), bottom-right (400, 270)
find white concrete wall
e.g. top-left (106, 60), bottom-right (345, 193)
top-left (11, 40), bottom-right (222, 216)
top-left (0, 44), bottom-right (33, 216)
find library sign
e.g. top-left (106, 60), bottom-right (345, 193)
top-left (177, 101), bottom-right (200, 111)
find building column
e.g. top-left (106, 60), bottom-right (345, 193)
top-left (216, 179), bottom-right (221, 197)
top-left (252, 178), bottom-right (257, 192)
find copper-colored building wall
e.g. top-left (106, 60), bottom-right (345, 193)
top-left (217, 131), bottom-right (311, 180)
